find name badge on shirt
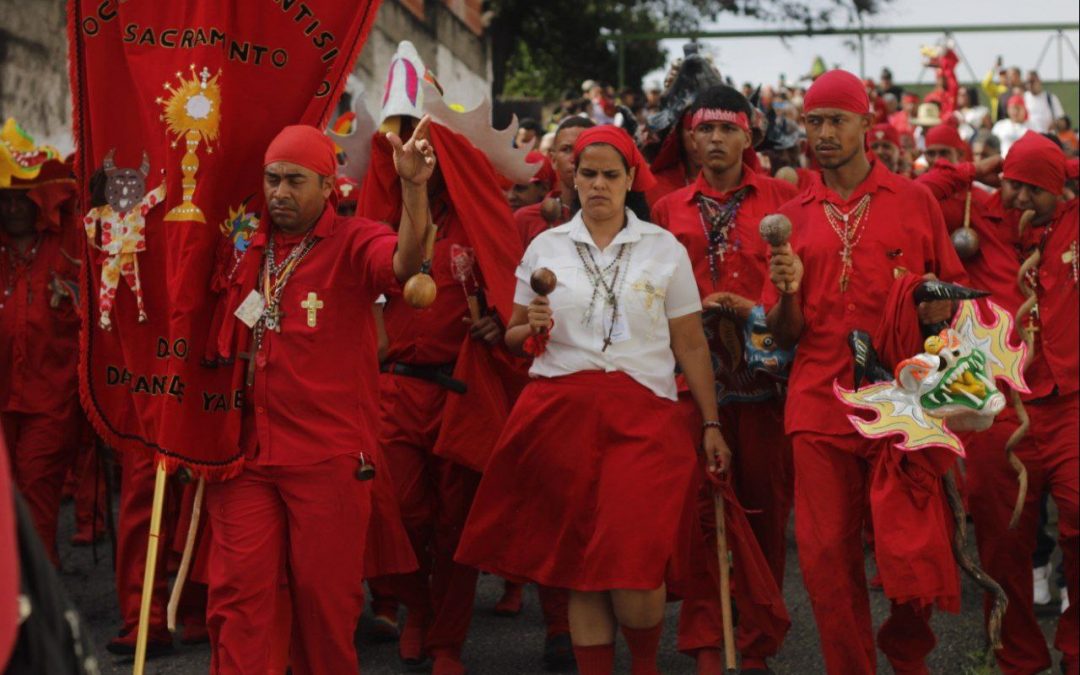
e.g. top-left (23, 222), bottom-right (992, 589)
top-left (603, 310), bottom-right (632, 345)
top-left (234, 290), bottom-right (266, 329)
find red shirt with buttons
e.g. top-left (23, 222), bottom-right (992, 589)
top-left (242, 205), bottom-right (398, 466)
top-left (382, 202), bottom-right (478, 366)
top-left (653, 166), bottom-right (800, 299)
top-left (762, 160), bottom-right (967, 436)
top-left (0, 221), bottom-right (82, 415)
top-left (1019, 199), bottom-right (1079, 399)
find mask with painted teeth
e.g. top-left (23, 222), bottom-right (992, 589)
top-left (895, 329), bottom-right (1005, 432)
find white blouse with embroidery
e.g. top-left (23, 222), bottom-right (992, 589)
top-left (514, 209), bottom-right (701, 400)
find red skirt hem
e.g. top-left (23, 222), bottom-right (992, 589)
top-left (456, 371), bottom-right (697, 591)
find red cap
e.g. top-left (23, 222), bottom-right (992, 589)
top-left (803, 70), bottom-right (871, 115)
top-left (902, 93), bottom-right (920, 104)
top-left (924, 124), bottom-right (970, 160)
top-left (1006, 95), bottom-right (1027, 116)
top-left (264, 125), bottom-right (338, 177)
top-left (1003, 131), bottom-right (1066, 196)
top-left (526, 151), bottom-right (556, 187)
top-left (573, 125), bottom-right (657, 192)
top-left (869, 123), bottom-right (900, 148)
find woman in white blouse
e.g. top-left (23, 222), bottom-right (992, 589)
top-left (457, 126), bottom-right (727, 675)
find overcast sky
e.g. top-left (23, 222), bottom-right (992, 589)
top-left (643, 0), bottom-right (1080, 89)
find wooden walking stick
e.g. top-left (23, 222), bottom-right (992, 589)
top-left (167, 474), bottom-right (205, 632)
top-left (713, 490), bottom-right (738, 674)
top-left (133, 460), bottom-right (168, 675)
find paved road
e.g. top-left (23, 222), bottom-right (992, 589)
top-left (56, 501), bottom-right (1063, 674)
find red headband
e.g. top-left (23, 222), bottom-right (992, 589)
top-left (804, 69), bottom-right (871, 115)
top-left (573, 125), bottom-right (657, 192)
top-left (689, 108), bottom-right (750, 133)
top-left (264, 125), bottom-right (338, 177)
top-left (1002, 131), bottom-right (1065, 196)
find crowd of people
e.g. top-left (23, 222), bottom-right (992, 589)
top-left (1, 34), bottom-right (1078, 675)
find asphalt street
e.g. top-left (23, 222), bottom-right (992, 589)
top-left (56, 500), bottom-right (1064, 675)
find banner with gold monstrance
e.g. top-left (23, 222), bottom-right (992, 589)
top-left (69, 0), bottom-right (383, 479)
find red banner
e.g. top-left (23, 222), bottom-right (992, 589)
top-left (68, 0), bottom-right (382, 479)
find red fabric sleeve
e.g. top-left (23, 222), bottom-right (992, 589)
top-left (918, 184), bottom-right (969, 285)
top-left (915, 161), bottom-right (974, 201)
top-left (347, 218), bottom-right (400, 297)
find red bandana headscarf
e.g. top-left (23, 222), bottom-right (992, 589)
top-left (264, 125), bottom-right (338, 177)
top-left (804, 70), bottom-right (871, 115)
top-left (573, 125), bottom-right (657, 192)
top-left (1003, 131), bottom-right (1066, 196)
top-left (924, 124), bottom-right (970, 160)
top-left (869, 123), bottom-right (900, 148)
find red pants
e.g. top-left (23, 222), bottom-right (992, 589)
top-left (677, 399), bottom-right (793, 665)
top-left (966, 392), bottom-right (1079, 675)
top-left (206, 455), bottom-right (371, 675)
top-left (377, 373), bottom-right (479, 659)
top-left (2, 397), bottom-right (83, 565)
top-left (71, 441), bottom-right (106, 541)
top-left (793, 432), bottom-right (938, 675)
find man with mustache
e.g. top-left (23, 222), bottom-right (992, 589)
top-left (651, 84), bottom-right (798, 675)
top-left (204, 122), bottom-right (430, 675)
top-left (764, 69), bottom-right (968, 675)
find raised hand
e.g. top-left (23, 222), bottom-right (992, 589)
top-left (387, 115), bottom-right (436, 186)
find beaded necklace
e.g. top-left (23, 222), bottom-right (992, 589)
top-left (822, 194), bottom-right (872, 292)
top-left (574, 240), bottom-right (634, 351)
top-left (257, 229), bottom-right (318, 335)
top-left (696, 187), bottom-right (750, 287)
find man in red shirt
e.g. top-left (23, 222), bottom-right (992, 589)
top-left (868, 123), bottom-right (902, 175)
top-left (652, 84), bottom-right (798, 675)
top-left (514, 116), bottom-right (594, 245)
top-left (0, 155), bottom-right (82, 567)
top-left (764, 70), bottom-right (967, 675)
top-left (921, 131), bottom-right (1078, 674)
top-left (204, 121), bottom-right (429, 675)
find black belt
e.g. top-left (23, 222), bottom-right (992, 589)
top-left (380, 362), bottom-right (467, 394)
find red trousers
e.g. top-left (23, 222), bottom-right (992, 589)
top-left (206, 455), bottom-right (371, 675)
top-left (377, 373), bottom-right (479, 659)
top-left (793, 432), bottom-right (938, 675)
top-left (71, 441), bottom-right (106, 541)
top-left (966, 392), bottom-right (1079, 675)
top-left (2, 397), bottom-right (83, 565)
top-left (677, 399), bottom-right (793, 666)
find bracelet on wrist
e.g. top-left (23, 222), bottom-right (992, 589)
top-left (702, 420), bottom-right (722, 431)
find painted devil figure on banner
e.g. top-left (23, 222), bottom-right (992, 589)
top-left (69, 0), bottom-right (383, 478)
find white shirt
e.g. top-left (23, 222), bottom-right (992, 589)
top-left (515, 209), bottom-right (701, 400)
top-left (1024, 90), bottom-right (1065, 134)
top-left (992, 119), bottom-right (1031, 157)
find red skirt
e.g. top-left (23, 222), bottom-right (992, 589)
top-left (456, 371), bottom-right (697, 591)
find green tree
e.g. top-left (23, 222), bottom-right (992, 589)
top-left (489, 0), bottom-right (890, 98)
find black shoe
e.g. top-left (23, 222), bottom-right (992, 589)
top-left (542, 632), bottom-right (575, 671)
top-left (105, 633), bottom-right (174, 658)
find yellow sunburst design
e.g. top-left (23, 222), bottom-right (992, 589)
top-left (157, 65), bottom-right (221, 223)
top-left (951, 300), bottom-right (1028, 393)
top-left (834, 380), bottom-right (963, 455)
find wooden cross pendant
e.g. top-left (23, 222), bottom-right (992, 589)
top-left (239, 342), bottom-right (257, 387)
top-left (301, 291), bottom-right (324, 328)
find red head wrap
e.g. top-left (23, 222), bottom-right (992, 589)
top-left (573, 125), bottom-right (657, 192)
top-left (526, 151), bottom-right (557, 187)
top-left (7, 157), bottom-right (76, 233)
top-left (803, 70), bottom-right (871, 115)
top-left (264, 125), bottom-right (338, 177)
top-left (1006, 95), bottom-right (1027, 120)
top-left (1003, 131), bottom-right (1066, 196)
top-left (902, 93), bottom-right (920, 104)
top-left (924, 124), bottom-right (970, 160)
top-left (869, 123), bottom-right (900, 148)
